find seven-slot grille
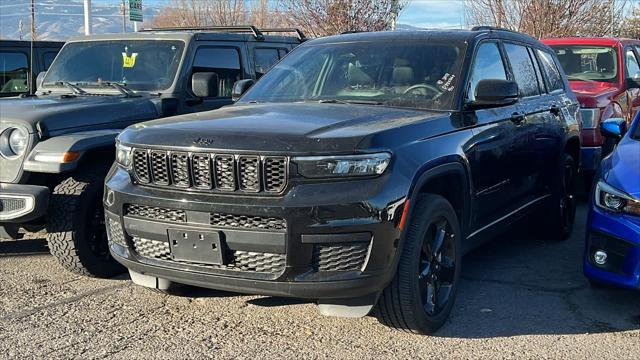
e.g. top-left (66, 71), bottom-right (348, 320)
top-left (131, 148), bottom-right (287, 193)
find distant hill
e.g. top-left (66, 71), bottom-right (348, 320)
top-left (0, 0), bottom-right (161, 41)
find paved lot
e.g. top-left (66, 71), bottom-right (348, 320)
top-left (1, 203), bottom-right (638, 359)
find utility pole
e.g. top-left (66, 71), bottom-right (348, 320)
top-left (30, 0), bottom-right (36, 40)
top-left (83, 0), bottom-right (92, 35)
top-left (30, 0), bottom-right (36, 95)
top-left (121, 0), bottom-right (127, 33)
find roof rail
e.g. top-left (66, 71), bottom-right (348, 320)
top-left (340, 30), bottom-right (365, 35)
top-left (471, 26), bottom-right (520, 34)
top-left (141, 25), bottom-right (265, 40)
top-left (260, 28), bottom-right (306, 41)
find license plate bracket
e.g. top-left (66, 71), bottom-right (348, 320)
top-left (168, 229), bottom-right (225, 265)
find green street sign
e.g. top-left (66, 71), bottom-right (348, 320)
top-left (129, 0), bottom-right (143, 22)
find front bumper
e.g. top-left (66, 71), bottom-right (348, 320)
top-left (0, 182), bottom-right (49, 222)
top-left (580, 146), bottom-right (602, 172)
top-left (104, 167), bottom-right (406, 299)
top-left (584, 204), bottom-right (640, 289)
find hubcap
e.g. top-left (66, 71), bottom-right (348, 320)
top-left (418, 219), bottom-right (456, 316)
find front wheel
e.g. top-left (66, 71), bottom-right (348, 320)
top-left (46, 166), bottom-right (125, 278)
top-left (375, 194), bottom-right (462, 334)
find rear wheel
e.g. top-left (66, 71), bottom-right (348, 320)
top-left (545, 154), bottom-right (577, 241)
top-left (46, 165), bottom-right (125, 278)
top-left (375, 194), bottom-right (462, 334)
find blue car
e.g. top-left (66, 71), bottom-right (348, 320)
top-left (584, 113), bottom-right (640, 289)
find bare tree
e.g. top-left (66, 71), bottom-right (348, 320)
top-left (620, 3), bottom-right (640, 39)
top-left (148, 0), bottom-right (248, 28)
top-left (281, 0), bottom-right (407, 38)
top-left (148, 0), bottom-right (289, 29)
top-left (466, 0), bottom-right (628, 38)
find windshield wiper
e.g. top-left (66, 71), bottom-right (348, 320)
top-left (98, 81), bottom-right (138, 97)
top-left (317, 99), bottom-right (383, 105)
top-left (54, 81), bottom-right (86, 95)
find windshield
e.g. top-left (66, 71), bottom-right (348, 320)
top-left (550, 45), bottom-right (618, 82)
top-left (43, 40), bottom-right (184, 91)
top-left (240, 41), bottom-right (465, 111)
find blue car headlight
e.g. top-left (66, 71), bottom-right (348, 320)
top-left (595, 181), bottom-right (640, 216)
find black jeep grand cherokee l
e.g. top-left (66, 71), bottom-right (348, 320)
top-left (105, 28), bottom-right (580, 333)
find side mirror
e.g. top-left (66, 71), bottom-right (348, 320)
top-left (192, 72), bottom-right (219, 98)
top-left (36, 71), bottom-right (46, 89)
top-left (600, 118), bottom-right (627, 140)
top-left (468, 79), bottom-right (519, 109)
top-left (232, 79), bottom-right (255, 102)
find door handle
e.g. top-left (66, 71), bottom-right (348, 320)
top-left (510, 112), bottom-right (525, 124)
top-left (550, 105), bottom-right (561, 115)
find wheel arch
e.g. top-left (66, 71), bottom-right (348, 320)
top-left (406, 160), bottom-right (472, 238)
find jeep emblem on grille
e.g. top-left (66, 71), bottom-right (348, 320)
top-left (193, 137), bottom-right (215, 146)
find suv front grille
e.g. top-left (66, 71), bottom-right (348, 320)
top-left (132, 237), bottom-right (286, 274)
top-left (210, 212), bottom-right (287, 231)
top-left (131, 148), bottom-right (288, 194)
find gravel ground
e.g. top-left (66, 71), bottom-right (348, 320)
top-left (1, 204), bottom-right (638, 359)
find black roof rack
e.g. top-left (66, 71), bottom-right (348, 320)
top-left (261, 28), bottom-right (306, 41)
top-left (141, 25), bottom-right (265, 40)
top-left (471, 26), bottom-right (520, 34)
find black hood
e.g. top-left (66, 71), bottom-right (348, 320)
top-left (0, 94), bottom-right (160, 135)
top-left (118, 103), bottom-right (447, 153)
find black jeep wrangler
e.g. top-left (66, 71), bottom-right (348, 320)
top-left (0, 26), bottom-right (303, 277)
top-left (105, 28), bottom-right (580, 333)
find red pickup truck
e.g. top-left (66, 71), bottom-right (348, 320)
top-left (541, 37), bottom-right (640, 175)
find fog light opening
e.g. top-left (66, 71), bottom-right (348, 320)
top-left (105, 189), bottom-right (115, 206)
top-left (594, 250), bottom-right (608, 265)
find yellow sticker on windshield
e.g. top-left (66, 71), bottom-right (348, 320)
top-left (122, 52), bottom-right (138, 68)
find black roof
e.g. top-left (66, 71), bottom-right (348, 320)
top-left (306, 28), bottom-right (541, 46)
top-left (0, 40), bottom-right (64, 47)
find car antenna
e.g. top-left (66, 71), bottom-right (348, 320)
top-left (29, 0), bottom-right (36, 96)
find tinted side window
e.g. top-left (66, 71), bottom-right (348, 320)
top-left (193, 47), bottom-right (241, 97)
top-left (43, 52), bottom-right (57, 71)
top-left (0, 52), bottom-right (29, 94)
top-left (254, 48), bottom-right (280, 78)
top-left (625, 49), bottom-right (640, 80)
top-left (536, 49), bottom-right (564, 92)
top-left (504, 43), bottom-right (539, 97)
top-left (467, 42), bottom-right (507, 101)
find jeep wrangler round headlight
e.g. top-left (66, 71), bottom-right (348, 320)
top-left (293, 153), bottom-right (391, 178)
top-left (595, 181), bottom-right (640, 216)
top-left (0, 127), bottom-right (28, 158)
top-left (115, 142), bottom-right (132, 169)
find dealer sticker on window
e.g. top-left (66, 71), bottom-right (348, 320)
top-left (122, 52), bottom-right (138, 68)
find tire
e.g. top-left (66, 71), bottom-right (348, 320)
top-left (544, 154), bottom-right (577, 241)
top-left (46, 165), bottom-right (125, 278)
top-left (375, 194), bottom-right (462, 334)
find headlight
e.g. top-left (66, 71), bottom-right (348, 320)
top-left (580, 108), bottom-right (600, 129)
top-left (115, 142), bottom-right (132, 169)
top-left (293, 153), bottom-right (391, 178)
top-left (0, 127), bottom-right (28, 158)
top-left (595, 181), bottom-right (640, 216)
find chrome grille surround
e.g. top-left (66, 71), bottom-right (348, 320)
top-left (130, 147), bottom-right (288, 194)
